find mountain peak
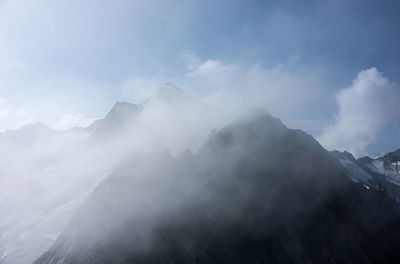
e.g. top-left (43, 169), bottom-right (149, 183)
top-left (111, 101), bottom-right (136, 110)
top-left (149, 83), bottom-right (186, 103)
top-left (105, 101), bottom-right (137, 120)
top-left (235, 108), bottom-right (284, 129)
top-left (156, 82), bottom-right (183, 95)
top-left (88, 101), bottom-right (137, 132)
top-left (331, 150), bottom-right (357, 162)
top-left (383, 148), bottom-right (400, 163)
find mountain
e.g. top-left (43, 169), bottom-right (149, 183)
top-left (0, 123), bottom-right (57, 147)
top-left (35, 110), bottom-right (400, 264)
top-left (88, 83), bottom-right (190, 139)
top-left (87, 83), bottom-right (218, 155)
top-left (0, 84), bottom-right (218, 264)
top-left (330, 150), bottom-right (378, 188)
top-left (332, 148), bottom-right (400, 202)
top-left (89, 101), bottom-right (138, 133)
top-left (359, 149), bottom-right (400, 184)
top-left (0, 124), bottom-right (92, 264)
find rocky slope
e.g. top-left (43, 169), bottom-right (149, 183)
top-left (35, 110), bottom-right (400, 264)
top-left (0, 84), bottom-right (218, 264)
top-left (332, 148), bottom-right (400, 202)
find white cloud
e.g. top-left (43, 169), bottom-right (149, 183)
top-left (114, 57), bottom-right (328, 132)
top-left (187, 59), bottom-right (235, 78)
top-left (318, 68), bottom-right (400, 156)
top-left (0, 54), bottom-right (327, 133)
top-left (179, 58), bottom-right (325, 120)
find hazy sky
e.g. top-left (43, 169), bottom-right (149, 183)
top-left (0, 0), bottom-right (400, 156)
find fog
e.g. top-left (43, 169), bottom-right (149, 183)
top-left (0, 83), bottom-right (228, 263)
top-left (0, 77), bottom-right (399, 263)
top-left (1, 0), bottom-right (400, 262)
top-left (33, 108), bottom-right (350, 263)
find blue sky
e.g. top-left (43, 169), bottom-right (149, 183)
top-left (0, 0), bottom-right (400, 156)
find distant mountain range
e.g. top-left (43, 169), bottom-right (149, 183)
top-left (332, 149), bottom-right (400, 201)
top-left (1, 85), bottom-right (400, 263)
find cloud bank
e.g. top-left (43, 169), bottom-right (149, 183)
top-left (121, 57), bottom-right (327, 125)
top-left (318, 68), bottom-right (400, 156)
top-left (182, 59), bottom-right (324, 119)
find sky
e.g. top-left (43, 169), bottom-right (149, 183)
top-left (0, 0), bottom-right (400, 156)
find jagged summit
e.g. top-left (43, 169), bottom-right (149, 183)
top-left (88, 102), bottom-right (137, 133)
top-left (87, 83), bottom-right (214, 153)
top-left (331, 147), bottom-right (400, 201)
top-left (148, 83), bottom-right (187, 103)
top-left (331, 150), bottom-right (357, 162)
top-left (357, 147), bottom-right (400, 175)
top-left (156, 82), bottom-right (183, 96)
top-left (356, 148), bottom-right (400, 165)
top-left (35, 109), bottom-right (400, 264)
top-left (383, 148), bottom-right (400, 163)
top-left (237, 108), bottom-right (283, 126)
top-left (105, 101), bottom-right (137, 120)
top-left (331, 150), bottom-right (377, 188)
top-left (89, 83), bottom-right (190, 134)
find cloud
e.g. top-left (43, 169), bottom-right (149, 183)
top-left (0, 71), bottom-right (112, 131)
top-left (0, 92), bottom-right (98, 131)
top-left (186, 59), bottom-right (235, 78)
top-left (0, 52), bottom-right (328, 133)
top-left (180, 58), bottom-right (326, 121)
top-left (318, 68), bottom-right (400, 156)
top-left (113, 56), bottom-right (327, 125)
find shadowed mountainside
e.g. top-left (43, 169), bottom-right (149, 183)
top-left (36, 110), bottom-right (400, 264)
top-left (332, 149), bottom-right (400, 202)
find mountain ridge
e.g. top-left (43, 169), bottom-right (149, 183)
top-left (35, 110), bottom-right (400, 264)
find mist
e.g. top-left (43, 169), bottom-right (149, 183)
top-left (0, 83), bottom-right (228, 263)
top-left (31, 108), bottom-right (350, 263)
top-left (1, 69), bottom-right (400, 263)
top-left (2, 0), bottom-right (400, 263)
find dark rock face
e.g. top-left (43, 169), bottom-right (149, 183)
top-left (35, 111), bottom-right (400, 264)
